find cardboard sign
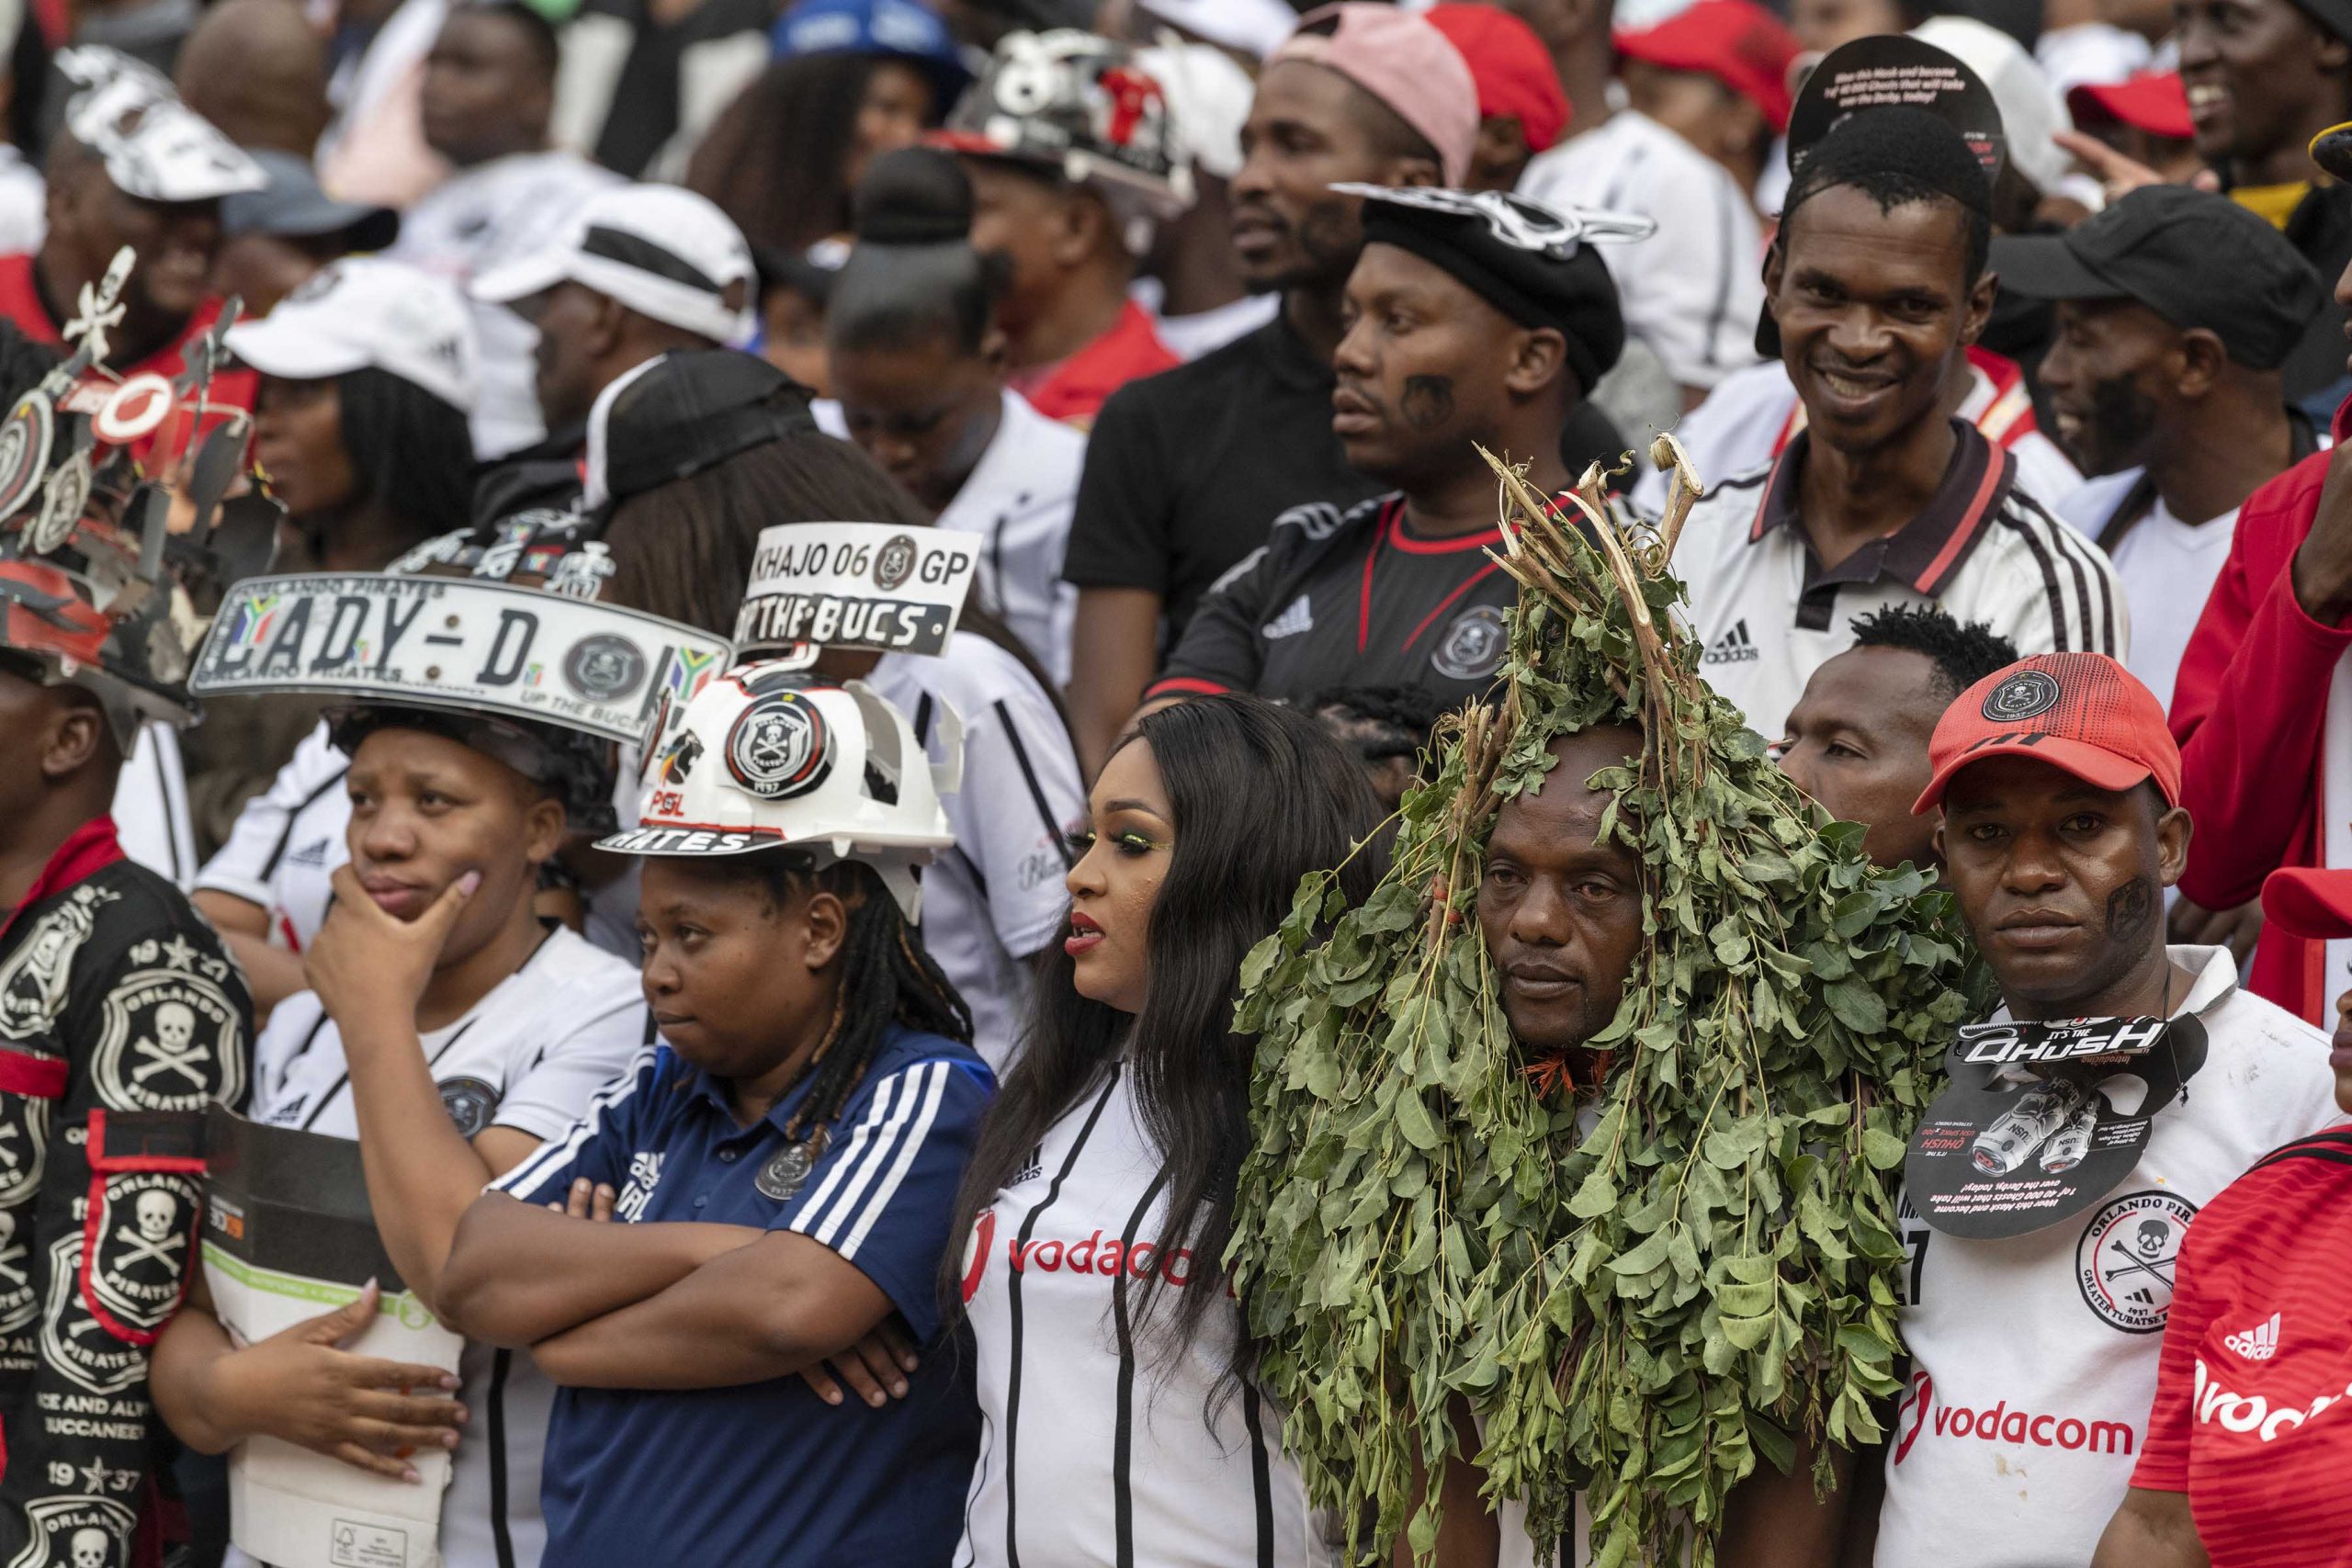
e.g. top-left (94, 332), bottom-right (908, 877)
top-left (734, 522), bottom-right (980, 657)
top-left (1787, 35), bottom-right (2007, 184)
top-left (190, 573), bottom-right (729, 758)
top-left (1905, 1015), bottom-right (2208, 1239)
top-left (203, 1107), bottom-right (461, 1568)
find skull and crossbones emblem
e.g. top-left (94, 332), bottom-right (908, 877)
top-left (66, 1525), bottom-right (108, 1568)
top-left (112, 1190), bottom-right (182, 1270)
top-left (0, 1210), bottom-right (28, 1290)
top-left (130, 1003), bottom-right (208, 1090)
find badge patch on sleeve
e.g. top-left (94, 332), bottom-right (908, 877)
top-left (90, 968), bottom-right (243, 1112)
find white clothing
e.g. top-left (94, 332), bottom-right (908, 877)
top-left (2056, 469), bottom-right (2238, 713)
top-left (389, 151), bottom-right (622, 457)
top-left (1875, 946), bottom-right (2339, 1568)
top-left (1631, 357), bottom-right (2083, 518)
top-left (195, 722), bottom-right (348, 952)
top-left (112, 720), bottom-right (197, 886)
top-left (938, 389), bottom-right (1086, 685)
top-left (1153, 293), bottom-right (1278, 362)
top-left (867, 633), bottom-right (1082, 1070)
top-left (1518, 110), bottom-right (1765, 393)
top-left (0, 146), bottom-right (45, 256)
top-left (2036, 21), bottom-right (2155, 94)
top-left (245, 924), bottom-right (648, 1568)
top-left (956, 1060), bottom-right (1338, 1568)
top-left (1677, 434), bottom-right (2126, 742)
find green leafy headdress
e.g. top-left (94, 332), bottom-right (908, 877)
top-left (1226, 444), bottom-right (1989, 1566)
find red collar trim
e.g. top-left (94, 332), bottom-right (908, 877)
top-left (1386, 502), bottom-right (1506, 555)
top-left (0, 816), bottom-right (123, 947)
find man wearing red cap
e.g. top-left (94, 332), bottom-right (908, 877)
top-left (1863, 652), bottom-right (2335, 1567)
top-left (1423, 5), bottom-right (1568, 193)
top-left (2091, 862), bottom-right (2352, 1566)
top-left (1613, 0), bottom-right (1798, 210)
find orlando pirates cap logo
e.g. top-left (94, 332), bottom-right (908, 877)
top-left (0, 390), bottom-right (55, 524)
top-left (1982, 668), bottom-right (2062, 723)
top-left (725, 691), bottom-right (833, 800)
top-left (563, 632), bottom-right (646, 702)
top-left (873, 533), bottom-right (919, 592)
top-left (29, 448), bottom-right (93, 555)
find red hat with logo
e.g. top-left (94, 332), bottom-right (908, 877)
top-left (1423, 5), bottom-right (1570, 154)
top-left (2066, 71), bottom-right (2193, 141)
top-left (2261, 867), bottom-right (2352, 940)
top-left (1913, 652), bottom-right (2183, 814)
top-left (1613, 0), bottom-right (1802, 133)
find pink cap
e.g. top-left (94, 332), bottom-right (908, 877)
top-left (1268, 4), bottom-right (1481, 186)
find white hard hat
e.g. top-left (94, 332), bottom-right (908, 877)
top-left (595, 661), bottom-right (961, 921)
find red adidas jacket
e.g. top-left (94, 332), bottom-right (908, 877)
top-left (2171, 439), bottom-right (2352, 1026)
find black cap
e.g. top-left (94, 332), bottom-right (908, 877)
top-left (1991, 185), bottom-right (2324, 370)
top-left (1348, 185), bottom-right (1633, 397)
top-left (589, 349), bottom-right (819, 513)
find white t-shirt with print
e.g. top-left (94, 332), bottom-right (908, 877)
top-left (1875, 945), bottom-right (2339, 1568)
top-left (243, 924), bottom-right (648, 1568)
top-left (2055, 470), bottom-right (2239, 714)
top-left (936, 389), bottom-right (1088, 687)
top-left (867, 635), bottom-right (1083, 1071)
top-left (956, 1059), bottom-right (1337, 1568)
top-left (196, 722), bottom-right (349, 952)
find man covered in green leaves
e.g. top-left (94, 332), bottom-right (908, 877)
top-left (1225, 457), bottom-right (1986, 1567)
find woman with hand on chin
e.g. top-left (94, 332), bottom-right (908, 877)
top-left (435, 672), bottom-right (993, 1568)
top-left (150, 696), bottom-right (650, 1567)
top-left (940, 695), bottom-right (1385, 1567)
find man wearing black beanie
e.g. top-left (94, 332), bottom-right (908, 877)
top-left (1144, 185), bottom-right (1642, 716)
top-left (1675, 104), bottom-right (2125, 746)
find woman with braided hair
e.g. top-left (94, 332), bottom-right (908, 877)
top-left (437, 669), bottom-right (994, 1568)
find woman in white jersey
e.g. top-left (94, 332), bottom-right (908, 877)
top-left (942, 694), bottom-right (1385, 1567)
top-left (150, 698), bottom-right (650, 1567)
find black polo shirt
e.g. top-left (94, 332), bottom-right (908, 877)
top-left (1148, 493), bottom-right (1516, 710)
top-left (1061, 310), bottom-right (1384, 642)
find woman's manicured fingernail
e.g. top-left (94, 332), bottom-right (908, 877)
top-left (458, 871), bottom-right (481, 895)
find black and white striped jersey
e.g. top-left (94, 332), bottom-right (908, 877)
top-left (1675, 421), bottom-right (2128, 742)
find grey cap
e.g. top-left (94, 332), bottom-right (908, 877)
top-left (221, 151), bottom-right (400, 251)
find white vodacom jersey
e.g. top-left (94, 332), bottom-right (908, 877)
top-left (1876, 945), bottom-right (2338, 1568)
top-left (196, 722), bottom-right (349, 953)
top-left (935, 389), bottom-right (1086, 688)
top-left (956, 1060), bottom-right (1338, 1568)
top-left (1628, 355), bottom-right (2083, 518)
top-left (1517, 109), bottom-right (1764, 394)
top-left (1676, 421), bottom-right (2128, 742)
top-left (868, 634), bottom-right (1083, 1072)
top-left (243, 926), bottom-right (650, 1568)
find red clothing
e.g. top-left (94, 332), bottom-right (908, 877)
top-left (2170, 444), bottom-right (2352, 1025)
top-left (2132, 1126), bottom-right (2352, 1566)
top-left (0, 253), bottom-right (257, 463)
top-left (1009, 299), bottom-right (1179, 428)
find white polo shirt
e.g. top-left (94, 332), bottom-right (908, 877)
top-left (195, 723), bottom-right (348, 953)
top-left (936, 389), bottom-right (1087, 687)
top-left (1518, 110), bottom-right (1764, 393)
top-left (1876, 944), bottom-right (2338, 1568)
top-left (2056, 470), bottom-right (2241, 715)
top-left (1678, 422), bottom-right (2129, 742)
top-left (1630, 355), bottom-right (2083, 519)
top-left (867, 632), bottom-right (1084, 1071)
top-left (243, 925), bottom-right (649, 1568)
top-left (956, 1059), bottom-right (1338, 1568)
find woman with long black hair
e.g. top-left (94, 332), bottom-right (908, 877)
top-left (946, 694), bottom-right (1385, 1566)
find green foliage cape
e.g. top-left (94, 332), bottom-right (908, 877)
top-left (1226, 449), bottom-right (1991, 1566)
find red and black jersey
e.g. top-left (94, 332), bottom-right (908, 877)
top-left (1147, 493), bottom-right (1515, 711)
top-left (2132, 1123), bottom-right (2352, 1566)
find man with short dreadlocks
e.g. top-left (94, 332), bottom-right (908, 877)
top-left (1225, 449), bottom-right (1984, 1565)
top-left (440, 666), bottom-right (991, 1568)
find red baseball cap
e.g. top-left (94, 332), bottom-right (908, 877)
top-left (1913, 653), bottom-right (2184, 815)
top-left (1423, 5), bottom-right (1570, 154)
top-left (1613, 0), bottom-right (1802, 133)
top-left (2262, 867), bottom-right (2352, 940)
top-left (2066, 71), bottom-right (2193, 141)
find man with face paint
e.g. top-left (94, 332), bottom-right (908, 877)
top-left (1863, 652), bottom-right (2337, 1567)
top-left (1061, 2), bottom-right (1476, 774)
top-left (1148, 184), bottom-right (1629, 714)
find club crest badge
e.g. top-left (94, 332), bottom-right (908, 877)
top-left (0, 1096), bottom-right (53, 1211)
top-left (3, 1494), bottom-right (136, 1568)
top-left (872, 533), bottom-right (919, 592)
top-left (725, 692), bottom-right (832, 800)
top-left (1983, 669), bottom-right (2062, 723)
top-left (1431, 604), bottom-right (1509, 682)
top-left (89, 968), bottom-right (243, 1113)
top-left (38, 1235), bottom-right (144, 1396)
top-left (0, 391), bottom-right (55, 524)
top-left (563, 633), bottom-right (645, 703)
top-left (0, 886), bottom-right (112, 1043)
top-left (438, 1077), bottom-right (500, 1138)
top-left (756, 1141), bottom-right (816, 1201)
top-left (0, 1202), bottom-right (37, 1336)
top-left (85, 1170), bottom-right (198, 1337)
top-left (2076, 1190), bottom-right (2197, 1333)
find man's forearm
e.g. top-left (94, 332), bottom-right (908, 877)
top-left (437, 1195), bottom-right (762, 1346)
